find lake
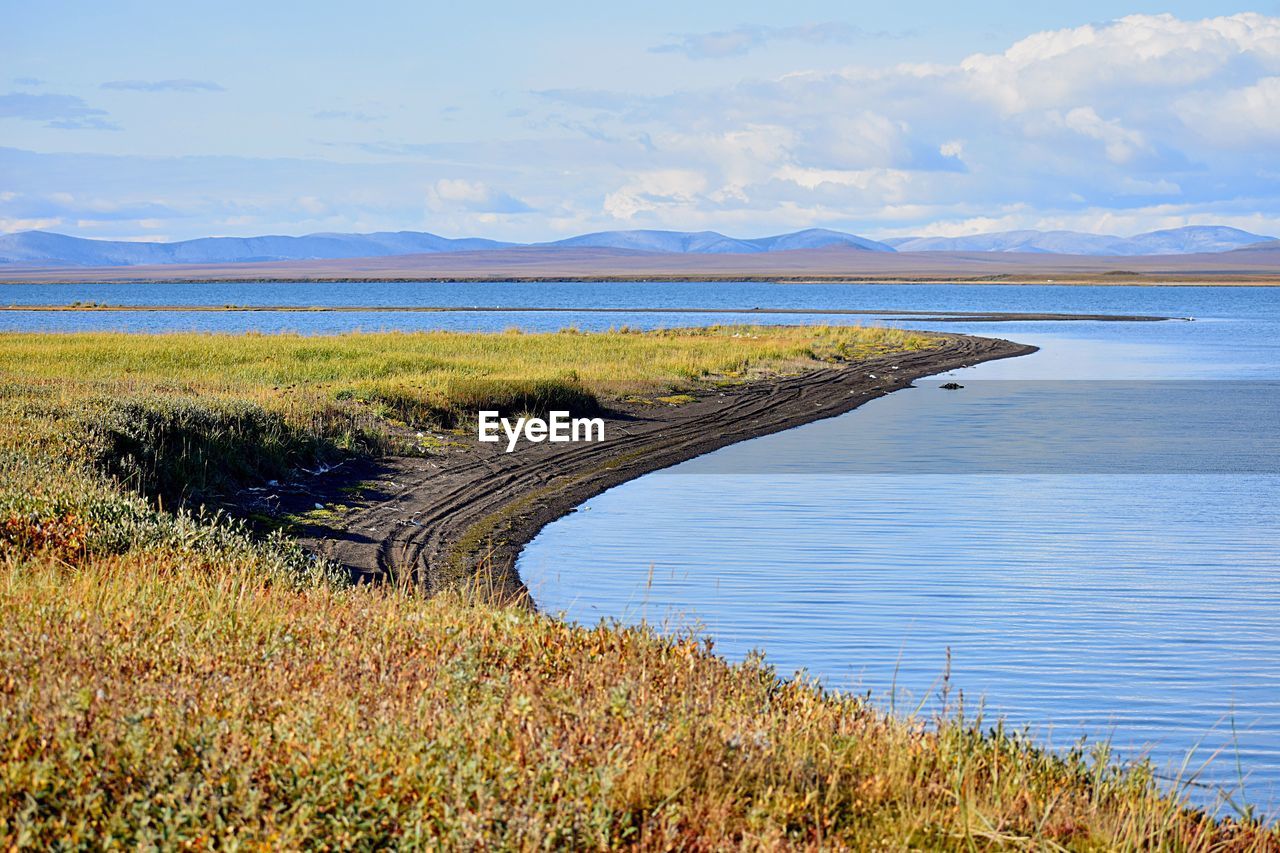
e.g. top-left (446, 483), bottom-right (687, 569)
top-left (4, 280), bottom-right (1278, 816)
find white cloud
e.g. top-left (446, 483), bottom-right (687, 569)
top-left (650, 22), bottom-right (895, 60)
top-left (1117, 177), bottom-right (1180, 196)
top-left (0, 217), bottom-right (62, 233)
top-left (425, 179), bottom-right (533, 214)
top-left (773, 165), bottom-right (910, 198)
top-left (602, 170), bottom-right (708, 220)
top-left (1178, 76), bottom-right (1280, 144)
top-left (958, 13), bottom-right (1280, 114)
top-left (296, 196), bottom-right (328, 215)
top-left (530, 12), bottom-right (1280, 235)
top-left (1052, 107), bottom-right (1150, 164)
top-left (879, 205), bottom-right (1280, 240)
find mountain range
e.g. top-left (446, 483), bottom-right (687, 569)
top-left (883, 226), bottom-right (1273, 255)
top-left (543, 228), bottom-right (893, 254)
top-left (0, 225), bottom-right (1273, 267)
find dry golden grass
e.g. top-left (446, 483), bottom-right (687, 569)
top-left (3, 553), bottom-right (1274, 850)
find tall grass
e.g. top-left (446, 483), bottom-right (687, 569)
top-left (0, 447), bottom-right (336, 588)
top-left (1, 553), bottom-right (1273, 848)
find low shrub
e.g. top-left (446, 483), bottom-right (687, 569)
top-left (76, 395), bottom-right (333, 505)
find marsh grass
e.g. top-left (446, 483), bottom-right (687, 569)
top-left (0, 325), bottom-right (929, 508)
top-left (0, 324), bottom-right (931, 410)
top-left (2, 551), bottom-right (1275, 849)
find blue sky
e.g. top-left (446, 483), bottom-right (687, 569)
top-left (4, 1), bottom-right (1280, 241)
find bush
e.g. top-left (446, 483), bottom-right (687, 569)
top-left (0, 448), bottom-right (338, 587)
top-left (76, 395), bottom-right (335, 505)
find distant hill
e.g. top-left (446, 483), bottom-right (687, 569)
top-left (746, 228), bottom-right (894, 252)
top-left (5, 243), bottom-right (1280, 285)
top-left (887, 226), bottom-right (1274, 256)
top-left (1128, 226), bottom-right (1275, 254)
top-left (541, 228), bottom-right (894, 254)
top-left (0, 230), bottom-right (515, 267)
top-left (1, 224), bottom-right (1273, 267)
top-left (0, 227), bottom-right (894, 267)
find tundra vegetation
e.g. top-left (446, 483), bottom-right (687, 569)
top-left (1, 326), bottom-right (1274, 848)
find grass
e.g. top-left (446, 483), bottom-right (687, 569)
top-left (1, 326), bottom-right (1275, 847)
top-left (0, 325), bottom-right (931, 401)
top-left (0, 325), bottom-right (931, 508)
top-left (3, 554), bottom-right (1275, 849)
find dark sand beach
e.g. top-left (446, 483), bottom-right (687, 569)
top-left (272, 333), bottom-right (1035, 598)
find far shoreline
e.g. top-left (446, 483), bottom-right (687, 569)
top-left (0, 304), bottom-right (1173, 322)
top-left (3, 274), bottom-right (1280, 286)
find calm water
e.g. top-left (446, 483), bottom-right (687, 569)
top-left (5, 281), bottom-right (1280, 815)
top-left (0, 280), bottom-right (1272, 339)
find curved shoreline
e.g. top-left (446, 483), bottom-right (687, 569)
top-left (281, 332), bottom-right (1036, 599)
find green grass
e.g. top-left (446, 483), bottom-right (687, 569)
top-left (2, 326), bottom-right (1273, 847)
top-left (0, 325), bottom-right (932, 508)
top-left (0, 325), bottom-right (931, 404)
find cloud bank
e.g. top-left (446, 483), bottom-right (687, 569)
top-left (542, 12), bottom-right (1280, 238)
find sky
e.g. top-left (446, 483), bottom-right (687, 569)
top-left (3, 1), bottom-right (1280, 242)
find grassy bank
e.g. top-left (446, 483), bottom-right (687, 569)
top-left (3, 553), bottom-right (1274, 848)
top-left (0, 325), bottom-right (929, 401)
top-left (2, 326), bottom-right (1274, 847)
top-left (0, 325), bottom-right (928, 507)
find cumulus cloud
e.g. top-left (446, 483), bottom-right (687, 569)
top-left (1049, 107), bottom-right (1151, 164)
top-left (532, 12), bottom-right (1280, 235)
top-left (101, 79), bottom-right (225, 92)
top-left (426, 179), bottom-right (534, 214)
top-left (1177, 76), bottom-right (1280, 144)
top-left (651, 22), bottom-right (895, 60)
top-left (0, 92), bottom-right (119, 130)
top-left (957, 13), bottom-right (1280, 115)
top-left (603, 170), bottom-right (709, 219)
top-left (0, 192), bottom-right (179, 222)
